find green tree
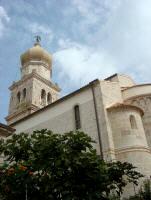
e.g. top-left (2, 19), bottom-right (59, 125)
top-left (0, 130), bottom-right (143, 200)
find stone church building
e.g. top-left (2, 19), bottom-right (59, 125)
top-left (1, 40), bottom-right (151, 179)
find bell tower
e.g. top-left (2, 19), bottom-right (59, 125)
top-left (6, 37), bottom-right (60, 125)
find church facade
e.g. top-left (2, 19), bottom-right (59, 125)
top-left (4, 41), bottom-right (151, 178)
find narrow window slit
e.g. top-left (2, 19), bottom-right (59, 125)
top-left (74, 105), bottom-right (81, 130)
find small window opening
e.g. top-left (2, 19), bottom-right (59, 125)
top-left (130, 115), bottom-right (137, 129)
top-left (17, 91), bottom-right (21, 103)
top-left (41, 89), bottom-right (46, 106)
top-left (74, 105), bottom-right (81, 130)
top-left (23, 88), bottom-right (26, 99)
top-left (47, 93), bottom-right (52, 104)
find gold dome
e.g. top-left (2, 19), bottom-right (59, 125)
top-left (20, 43), bottom-right (52, 67)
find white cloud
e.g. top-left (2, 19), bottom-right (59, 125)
top-left (70, 0), bottom-right (121, 29)
top-left (55, 0), bottom-right (151, 88)
top-left (54, 40), bottom-right (117, 87)
top-left (0, 6), bottom-right (9, 21)
top-left (97, 0), bottom-right (151, 82)
top-left (0, 6), bottom-right (10, 37)
top-left (28, 23), bottom-right (53, 43)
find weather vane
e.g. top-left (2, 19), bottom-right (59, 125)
top-left (34, 35), bottom-right (41, 43)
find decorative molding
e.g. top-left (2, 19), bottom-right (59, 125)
top-left (125, 95), bottom-right (151, 113)
top-left (9, 71), bottom-right (61, 92)
top-left (0, 123), bottom-right (15, 137)
top-left (106, 102), bottom-right (144, 116)
top-left (6, 104), bottom-right (39, 122)
top-left (115, 146), bottom-right (151, 155)
top-left (124, 93), bottom-right (151, 102)
top-left (122, 83), bottom-right (151, 91)
top-left (103, 148), bottom-right (115, 154)
top-left (21, 60), bottom-right (50, 70)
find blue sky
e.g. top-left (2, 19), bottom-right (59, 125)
top-left (0, 0), bottom-right (151, 123)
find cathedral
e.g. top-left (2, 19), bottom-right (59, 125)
top-left (1, 39), bottom-right (151, 180)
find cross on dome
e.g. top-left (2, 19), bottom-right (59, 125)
top-left (34, 35), bottom-right (41, 45)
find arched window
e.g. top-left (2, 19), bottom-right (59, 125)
top-left (74, 105), bottom-right (81, 130)
top-left (17, 91), bottom-right (21, 103)
top-left (130, 115), bottom-right (137, 129)
top-left (23, 88), bottom-right (26, 99)
top-left (47, 93), bottom-right (52, 104)
top-left (41, 89), bottom-right (46, 105)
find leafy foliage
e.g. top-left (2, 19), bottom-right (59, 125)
top-left (0, 130), bottom-right (143, 200)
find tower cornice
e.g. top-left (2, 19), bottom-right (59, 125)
top-left (6, 104), bottom-right (39, 125)
top-left (9, 71), bottom-right (61, 92)
top-left (21, 60), bottom-right (50, 70)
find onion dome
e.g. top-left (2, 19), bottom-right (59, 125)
top-left (20, 42), bottom-right (52, 68)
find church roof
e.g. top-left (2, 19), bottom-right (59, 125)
top-left (0, 123), bottom-right (15, 137)
top-left (122, 83), bottom-right (151, 90)
top-left (107, 103), bottom-right (144, 115)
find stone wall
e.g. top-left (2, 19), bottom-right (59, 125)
top-left (11, 77), bottom-right (151, 179)
top-left (108, 107), bottom-right (151, 176)
top-left (32, 77), bottom-right (59, 108)
top-left (21, 63), bottom-right (51, 80)
top-left (8, 78), bottom-right (33, 115)
top-left (123, 86), bottom-right (151, 151)
top-left (98, 80), bottom-right (123, 161)
top-left (106, 74), bottom-right (135, 88)
top-left (122, 84), bottom-right (151, 100)
top-left (13, 85), bottom-right (102, 154)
